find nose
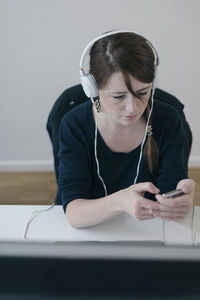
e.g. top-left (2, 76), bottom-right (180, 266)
top-left (124, 94), bottom-right (137, 114)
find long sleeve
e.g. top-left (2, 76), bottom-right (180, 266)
top-left (57, 114), bottom-right (93, 211)
top-left (154, 103), bottom-right (188, 194)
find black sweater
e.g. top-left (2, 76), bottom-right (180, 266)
top-left (57, 100), bottom-right (187, 212)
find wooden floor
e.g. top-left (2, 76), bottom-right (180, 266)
top-left (189, 168), bottom-right (200, 205)
top-left (0, 172), bottom-right (57, 205)
top-left (0, 168), bottom-right (200, 205)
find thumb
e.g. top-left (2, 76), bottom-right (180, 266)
top-left (176, 179), bottom-right (195, 194)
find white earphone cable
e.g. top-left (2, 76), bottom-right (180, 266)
top-left (92, 84), bottom-right (155, 195)
top-left (93, 105), bottom-right (108, 197)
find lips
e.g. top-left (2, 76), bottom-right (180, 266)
top-left (124, 115), bottom-right (137, 119)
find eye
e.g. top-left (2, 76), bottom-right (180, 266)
top-left (135, 91), bottom-right (148, 101)
top-left (136, 91), bottom-right (148, 97)
top-left (113, 95), bottom-right (125, 100)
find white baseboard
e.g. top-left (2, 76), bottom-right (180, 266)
top-left (0, 160), bottom-right (54, 172)
top-left (0, 156), bottom-right (199, 172)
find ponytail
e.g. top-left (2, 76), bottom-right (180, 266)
top-left (143, 104), bottom-right (159, 173)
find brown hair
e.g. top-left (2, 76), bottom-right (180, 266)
top-left (89, 32), bottom-right (159, 173)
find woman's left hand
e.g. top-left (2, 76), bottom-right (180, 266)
top-left (152, 179), bottom-right (195, 221)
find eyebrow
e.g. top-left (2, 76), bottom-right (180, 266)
top-left (108, 91), bottom-right (127, 94)
top-left (136, 85), bottom-right (151, 92)
top-left (108, 85), bottom-right (151, 94)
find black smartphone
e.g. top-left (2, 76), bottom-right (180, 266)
top-left (162, 189), bottom-right (184, 198)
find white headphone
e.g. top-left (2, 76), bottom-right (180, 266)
top-left (79, 30), bottom-right (158, 99)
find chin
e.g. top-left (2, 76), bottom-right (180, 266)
top-left (120, 119), bottom-right (137, 126)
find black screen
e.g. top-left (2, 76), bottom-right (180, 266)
top-left (0, 242), bottom-right (200, 299)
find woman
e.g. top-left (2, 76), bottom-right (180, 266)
top-left (57, 31), bottom-right (195, 228)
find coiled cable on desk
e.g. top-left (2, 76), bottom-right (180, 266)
top-left (23, 202), bottom-right (55, 241)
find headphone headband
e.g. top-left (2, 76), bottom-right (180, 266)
top-left (80, 30), bottom-right (158, 98)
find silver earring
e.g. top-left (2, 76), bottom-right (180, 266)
top-left (147, 125), bottom-right (153, 136)
top-left (94, 98), bottom-right (102, 113)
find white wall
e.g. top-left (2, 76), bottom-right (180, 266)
top-left (0, 0), bottom-right (200, 171)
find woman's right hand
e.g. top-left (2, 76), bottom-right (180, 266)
top-left (119, 182), bottom-right (160, 220)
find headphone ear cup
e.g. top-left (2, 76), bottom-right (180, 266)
top-left (80, 73), bottom-right (99, 98)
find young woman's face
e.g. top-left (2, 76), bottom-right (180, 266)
top-left (99, 72), bottom-right (152, 127)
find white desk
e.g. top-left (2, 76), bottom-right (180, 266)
top-left (0, 205), bottom-right (198, 245)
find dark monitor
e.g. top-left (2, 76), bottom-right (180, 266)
top-left (0, 241), bottom-right (200, 299)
